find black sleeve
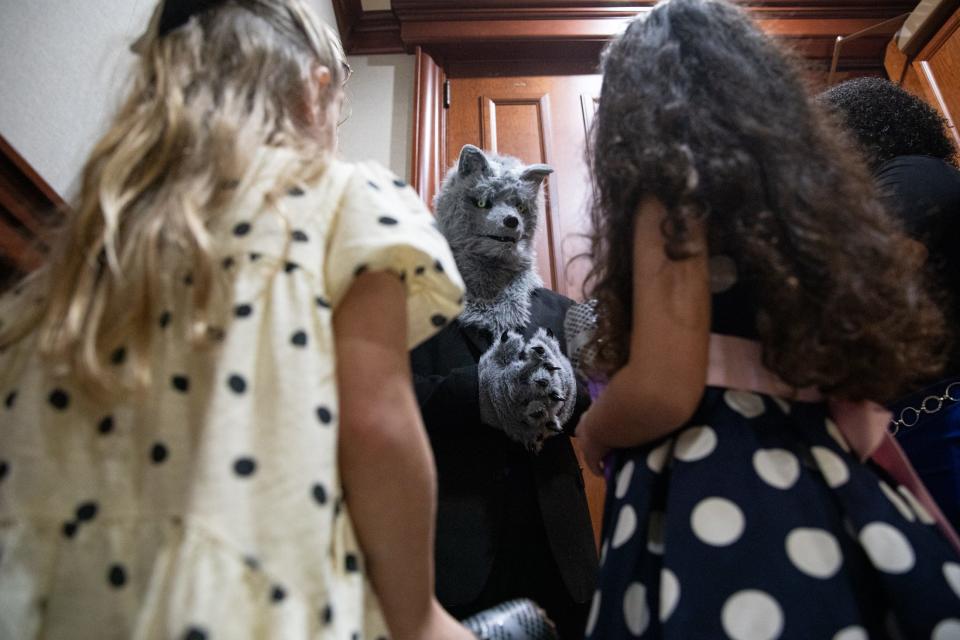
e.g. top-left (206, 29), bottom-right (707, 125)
top-left (564, 376), bottom-right (592, 437)
top-left (410, 337), bottom-right (483, 432)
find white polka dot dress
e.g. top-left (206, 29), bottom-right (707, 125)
top-left (0, 150), bottom-right (464, 640)
top-left (586, 254), bottom-right (960, 639)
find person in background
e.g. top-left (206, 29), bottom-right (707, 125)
top-left (578, 0), bottom-right (960, 638)
top-left (821, 76), bottom-right (960, 533)
top-left (0, 1), bottom-right (474, 639)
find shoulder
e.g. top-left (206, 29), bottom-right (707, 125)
top-left (531, 288), bottom-right (574, 314)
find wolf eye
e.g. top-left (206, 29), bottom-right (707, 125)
top-left (516, 203), bottom-right (527, 214)
top-left (469, 196), bottom-right (491, 209)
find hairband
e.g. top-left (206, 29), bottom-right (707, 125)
top-left (157, 0), bottom-right (228, 36)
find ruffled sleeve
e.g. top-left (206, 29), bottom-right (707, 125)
top-left (325, 161), bottom-right (465, 349)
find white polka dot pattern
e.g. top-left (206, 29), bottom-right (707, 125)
top-left (811, 446), bottom-right (849, 488)
top-left (647, 440), bottom-right (671, 473)
top-left (623, 582), bottom-right (650, 636)
top-left (859, 522), bottom-right (915, 574)
top-left (615, 459), bottom-right (635, 499)
top-left (612, 504), bottom-right (638, 549)
top-left (943, 562), bottom-right (960, 599)
top-left (825, 418), bottom-right (851, 453)
top-left (832, 626), bottom-right (868, 640)
top-left (721, 590), bottom-right (784, 640)
top-left (785, 528), bottom-right (842, 579)
top-left (752, 449), bottom-right (800, 490)
top-left (585, 590), bottom-right (601, 637)
top-left (724, 390), bottom-right (766, 418)
top-left (691, 497), bottom-right (745, 546)
top-left (660, 568), bottom-right (680, 622)
top-left (932, 619), bottom-right (960, 640)
top-left (879, 481), bottom-right (915, 522)
top-left (674, 426), bottom-right (718, 462)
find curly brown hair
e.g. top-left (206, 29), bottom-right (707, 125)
top-left (584, 0), bottom-right (945, 401)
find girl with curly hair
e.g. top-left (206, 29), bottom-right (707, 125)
top-left (577, 0), bottom-right (960, 637)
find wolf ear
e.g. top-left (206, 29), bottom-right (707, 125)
top-left (520, 164), bottom-right (553, 187)
top-left (458, 145), bottom-right (492, 178)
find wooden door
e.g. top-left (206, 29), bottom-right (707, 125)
top-left (445, 72), bottom-right (607, 545)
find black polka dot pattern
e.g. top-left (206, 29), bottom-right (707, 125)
top-left (234, 457), bottom-right (257, 477)
top-left (4, 391), bottom-right (16, 409)
top-left (76, 502), bottom-right (98, 522)
top-left (48, 389), bottom-right (70, 411)
top-left (98, 416), bottom-right (114, 435)
top-left (244, 556), bottom-right (260, 571)
top-left (312, 484), bottom-right (327, 505)
top-left (171, 375), bottom-right (190, 393)
top-left (292, 230), bottom-right (309, 242)
top-left (62, 522), bottom-right (78, 538)
top-left (378, 216), bottom-right (398, 226)
top-left (316, 406), bottom-right (333, 425)
top-left (315, 297), bottom-right (331, 309)
top-left (159, 311), bottom-right (172, 329)
top-left (271, 585), bottom-right (286, 603)
top-left (367, 180), bottom-right (380, 190)
top-left (228, 375), bottom-right (247, 394)
top-left (431, 314), bottom-right (447, 327)
top-left (184, 627), bottom-right (208, 640)
top-left (0, 461), bottom-right (9, 481)
top-left (250, 252), bottom-right (262, 262)
top-left (233, 222), bottom-right (252, 236)
top-left (345, 553), bottom-right (359, 573)
top-left (393, 178), bottom-right (407, 188)
top-left (288, 186), bottom-right (305, 197)
top-left (322, 604), bottom-right (334, 625)
top-left (183, 273), bottom-right (194, 286)
top-left (290, 331), bottom-right (308, 347)
top-left (434, 260), bottom-right (445, 273)
top-left (222, 256), bottom-right (235, 270)
top-left (108, 564), bottom-right (127, 588)
top-left (354, 265), bottom-right (368, 277)
top-left (110, 347), bottom-right (126, 365)
top-left (151, 443), bottom-right (169, 464)
top-left (285, 262), bottom-right (299, 274)
top-left (234, 304), bottom-right (253, 318)
top-left (415, 266), bottom-right (426, 276)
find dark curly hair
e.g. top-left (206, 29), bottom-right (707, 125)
top-left (584, 0), bottom-right (945, 401)
top-left (818, 77), bottom-right (956, 170)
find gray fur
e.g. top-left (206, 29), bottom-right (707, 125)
top-left (434, 145), bottom-right (551, 336)
top-left (436, 145), bottom-right (578, 451)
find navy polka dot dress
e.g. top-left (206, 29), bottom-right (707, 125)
top-left (0, 151), bottom-right (463, 639)
top-left (586, 255), bottom-right (960, 640)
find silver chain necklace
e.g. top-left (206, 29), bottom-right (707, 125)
top-left (890, 381), bottom-right (960, 435)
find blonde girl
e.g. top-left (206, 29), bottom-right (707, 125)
top-left (0, 1), bottom-right (473, 638)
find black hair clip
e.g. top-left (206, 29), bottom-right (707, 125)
top-left (157, 0), bottom-right (228, 37)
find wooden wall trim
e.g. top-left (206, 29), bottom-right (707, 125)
top-left (410, 47), bottom-right (446, 207)
top-left (335, 0), bottom-right (915, 63)
top-left (0, 135), bottom-right (62, 278)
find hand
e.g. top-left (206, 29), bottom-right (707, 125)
top-left (400, 600), bottom-right (477, 640)
top-left (478, 328), bottom-right (577, 451)
top-left (577, 409), bottom-right (611, 477)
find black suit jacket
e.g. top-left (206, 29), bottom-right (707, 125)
top-left (411, 288), bottom-right (598, 607)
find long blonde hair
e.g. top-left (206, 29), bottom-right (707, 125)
top-left (1, 0), bottom-right (348, 396)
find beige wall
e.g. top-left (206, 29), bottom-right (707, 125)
top-left (0, 0), bottom-right (415, 196)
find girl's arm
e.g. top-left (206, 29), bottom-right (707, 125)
top-left (335, 271), bottom-right (472, 640)
top-left (579, 197), bottom-right (710, 474)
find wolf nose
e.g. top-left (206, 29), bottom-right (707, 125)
top-left (503, 216), bottom-right (519, 229)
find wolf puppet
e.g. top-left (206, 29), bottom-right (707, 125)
top-left (411, 145), bottom-right (598, 639)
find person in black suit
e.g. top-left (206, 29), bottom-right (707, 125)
top-left (412, 289), bottom-right (597, 640)
top-left (411, 145), bottom-right (597, 639)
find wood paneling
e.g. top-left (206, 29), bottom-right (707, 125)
top-left (334, 0), bottom-right (915, 71)
top-left (411, 47), bottom-right (446, 207)
top-left (886, 7), bottom-right (960, 156)
top-left (0, 136), bottom-right (62, 286)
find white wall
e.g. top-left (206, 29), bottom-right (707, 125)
top-left (0, 0), bottom-right (415, 197)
